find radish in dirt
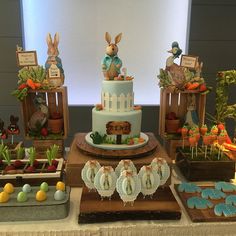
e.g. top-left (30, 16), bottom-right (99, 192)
top-left (26, 147), bottom-right (36, 172)
top-left (46, 144), bottom-right (59, 172)
top-left (14, 146), bottom-right (25, 168)
top-left (2, 148), bottom-right (15, 171)
top-left (0, 144), bottom-right (7, 166)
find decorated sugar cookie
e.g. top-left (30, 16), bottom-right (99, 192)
top-left (138, 165), bottom-right (160, 198)
top-left (215, 182), bottom-right (236, 193)
top-left (201, 188), bottom-right (226, 200)
top-left (214, 203), bottom-right (236, 217)
top-left (187, 196), bottom-right (213, 209)
top-left (94, 166), bottom-right (117, 199)
top-left (151, 157), bottom-right (170, 185)
top-left (225, 195), bottom-right (236, 206)
top-left (115, 159), bottom-right (137, 177)
top-left (178, 182), bottom-right (202, 193)
top-left (81, 160), bottom-right (101, 190)
top-left (116, 170), bottom-right (141, 206)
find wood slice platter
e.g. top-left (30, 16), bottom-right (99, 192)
top-left (76, 133), bottom-right (157, 159)
top-left (175, 184), bottom-right (236, 222)
top-left (79, 186), bottom-right (181, 223)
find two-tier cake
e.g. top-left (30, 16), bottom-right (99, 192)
top-left (85, 32), bottom-right (147, 149)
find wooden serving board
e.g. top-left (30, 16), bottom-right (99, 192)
top-left (77, 133), bottom-right (157, 158)
top-left (175, 184), bottom-right (236, 222)
top-left (79, 186), bottom-right (181, 223)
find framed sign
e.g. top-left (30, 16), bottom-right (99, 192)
top-left (16, 51), bottom-right (38, 67)
top-left (180, 55), bottom-right (198, 69)
top-left (106, 121), bottom-right (131, 135)
top-left (106, 121), bottom-right (131, 144)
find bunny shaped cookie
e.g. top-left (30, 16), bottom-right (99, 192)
top-left (45, 32), bottom-right (64, 78)
top-left (102, 32), bottom-right (122, 80)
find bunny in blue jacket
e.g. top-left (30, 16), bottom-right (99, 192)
top-left (102, 32), bottom-right (122, 80)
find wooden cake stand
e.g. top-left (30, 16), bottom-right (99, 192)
top-left (66, 133), bottom-right (171, 187)
top-left (66, 133), bottom-right (181, 223)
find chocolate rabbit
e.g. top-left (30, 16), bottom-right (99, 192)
top-left (45, 32), bottom-right (64, 76)
top-left (0, 119), bottom-right (7, 139)
top-left (102, 32), bottom-right (122, 80)
top-left (7, 115), bottom-right (20, 135)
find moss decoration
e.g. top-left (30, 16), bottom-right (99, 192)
top-left (215, 70), bottom-right (236, 137)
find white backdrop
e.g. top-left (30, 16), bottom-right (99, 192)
top-left (22, 0), bottom-right (190, 105)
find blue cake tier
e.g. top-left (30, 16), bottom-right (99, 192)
top-left (101, 80), bottom-right (134, 112)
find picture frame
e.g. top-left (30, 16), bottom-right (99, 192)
top-left (180, 55), bottom-right (198, 69)
top-left (16, 51), bottom-right (38, 67)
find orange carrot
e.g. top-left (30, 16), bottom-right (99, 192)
top-left (26, 79), bottom-right (36, 90)
top-left (186, 82), bottom-right (200, 90)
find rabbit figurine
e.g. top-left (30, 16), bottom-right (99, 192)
top-left (102, 32), bottom-right (122, 80)
top-left (0, 119), bottom-right (7, 141)
top-left (45, 32), bottom-right (64, 79)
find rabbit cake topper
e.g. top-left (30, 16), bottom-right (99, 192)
top-left (102, 32), bottom-right (123, 80)
top-left (45, 32), bottom-right (64, 86)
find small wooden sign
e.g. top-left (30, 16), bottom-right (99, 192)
top-left (180, 55), bottom-right (198, 69)
top-left (16, 51), bottom-right (38, 67)
top-left (106, 121), bottom-right (131, 135)
top-left (48, 64), bottom-right (61, 78)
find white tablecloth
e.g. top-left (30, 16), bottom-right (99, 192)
top-left (1, 170), bottom-right (236, 236)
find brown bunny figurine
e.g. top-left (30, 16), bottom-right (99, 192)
top-left (102, 32), bottom-right (122, 80)
top-left (45, 32), bottom-right (64, 84)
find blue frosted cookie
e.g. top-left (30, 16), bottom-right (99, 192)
top-left (215, 182), bottom-right (236, 193)
top-left (187, 196), bottom-right (213, 209)
top-left (201, 188), bottom-right (226, 200)
top-left (178, 182), bottom-right (202, 193)
top-left (214, 203), bottom-right (236, 217)
top-left (225, 195), bottom-right (236, 206)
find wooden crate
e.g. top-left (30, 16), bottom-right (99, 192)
top-left (21, 86), bottom-right (69, 139)
top-left (33, 139), bottom-right (64, 159)
top-left (175, 149), bottom-right (235, 181)
top-left (159, 89), bottom-right (206, 138)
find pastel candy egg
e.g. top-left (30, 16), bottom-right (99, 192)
top-left (17, 191), bottom-right (28, 202)
top-left (22, 184), bottom-right (32, 193)
top-left (40, 182), bottom-right (49, 192)
top-left (54, 190), bottom-right (66, 201)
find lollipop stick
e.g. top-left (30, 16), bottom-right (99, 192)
top-left (196, 144), bottom-right (198, 157)
top-left (191, 147), bottom-right (193, 159)
top-left (182, 138), bottom-right (184, 149)
top-left (1, 139), bottom-right (3, 145)
top-left (205, 145), bottom-right (207, 159)
top-left (11, 135), bottom-right (14, 145)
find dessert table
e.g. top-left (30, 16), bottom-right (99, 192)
top-left (1, 170), bottom-right (236, 236)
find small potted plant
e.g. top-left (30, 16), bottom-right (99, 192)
top-left (165, 112), bottom-right (180, 134)
top-left (46, 144), bottom-right (59, 172)
top-left (47, 111), bottom-right (63, 134)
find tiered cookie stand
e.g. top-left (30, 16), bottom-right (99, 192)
top-left (159, 88), bottom-right (206, 160)
top-left (66, 132), bottom-right (181, 223)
